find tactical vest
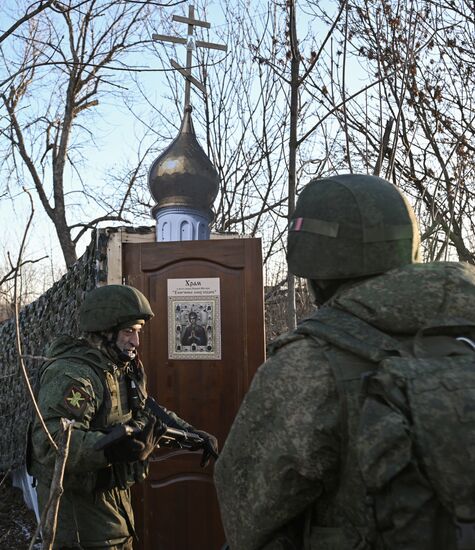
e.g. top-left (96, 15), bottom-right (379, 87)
top-left (29, 341), bottom-right (149, 493)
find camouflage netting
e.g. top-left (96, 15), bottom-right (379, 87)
top-left (0, 230), bottom-right (105, 472)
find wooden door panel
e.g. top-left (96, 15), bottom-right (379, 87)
top-left (124, 239), bottom-right (264, 550)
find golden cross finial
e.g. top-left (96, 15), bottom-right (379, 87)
top-left (153, 4), bottom-right (227, 109)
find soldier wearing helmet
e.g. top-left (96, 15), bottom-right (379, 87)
top-left (29, 284), bottom-right (217, 549)
top-left (214, 174), bottom-right (465, 549)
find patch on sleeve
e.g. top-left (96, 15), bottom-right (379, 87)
top-left (62, 384), bottom-right (90, 418)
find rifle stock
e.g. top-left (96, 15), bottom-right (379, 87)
top-left (93, 424), bottom-right (137, 451)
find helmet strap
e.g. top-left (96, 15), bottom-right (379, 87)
top-left (103, 329), bottom-right (135, 365)
top-left (114, 343), bottom-right (135, 365)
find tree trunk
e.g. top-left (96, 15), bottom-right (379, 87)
top-left (54, 218), bottom-right (77, 268)
top-left (287, 0), bottom-right (299, 331)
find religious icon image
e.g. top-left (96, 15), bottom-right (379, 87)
top-left (181, 310), bottom-right (208, 347)
top-left (169, 298), bottom-right (220, 359)
top-left (167, 278), bottom-right (221, 360)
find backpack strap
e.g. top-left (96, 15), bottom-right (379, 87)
top-left (320, 346), bottom-right (382, 547)
top-left (324, 347), bottom-right (375, 460)
top-left (294, 307), bottom-right (405, 469)
top-left (295, 309), bottom-right (405, 547)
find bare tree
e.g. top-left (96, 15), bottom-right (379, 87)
top-left (0, 0), bottom-right (57, 46)
top-left (0, 0), bottom-right (174, 268)
top-left (312, 0), bottom-right (475, 263)
top-left (4, 0), bottom-right (470, 321)
top-left (232, 0), bottom-right (345, 329)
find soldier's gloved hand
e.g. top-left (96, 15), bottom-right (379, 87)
top-left (192, 430), bottom-right (219, 468)
top-left (104, 419), bottom-right (164, 463)
top-left (104, 433), bottom-right (146, 464)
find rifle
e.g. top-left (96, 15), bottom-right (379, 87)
top-left (93, 394), bottom-right (219, 463)
top-left (145, 395), bottom-right (218, 465)
top-left (144, 395), bottom-right (190, 430)
top-left (93, 420), bottom-right (205, 453)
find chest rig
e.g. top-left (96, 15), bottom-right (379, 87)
top-left (39, 343), bottom-right (147, 429)
top-left (89, 355), bottom-right (147, 429)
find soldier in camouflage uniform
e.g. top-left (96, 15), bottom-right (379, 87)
top-left (214, 174), bottom-right (475, 550)
top-left (29, 285), bottom-right (215, 549)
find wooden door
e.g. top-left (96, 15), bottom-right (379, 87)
top-left (123, 238), bottom-right (265, 550)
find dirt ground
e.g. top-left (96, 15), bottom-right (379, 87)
top-left (0, 474), bottom-right (39, 550)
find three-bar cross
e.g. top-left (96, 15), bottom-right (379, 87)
top-left (153, 5), bottom-right (227, 109)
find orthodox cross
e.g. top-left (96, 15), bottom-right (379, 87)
top-left (153, 5), bottom-right (227, 109)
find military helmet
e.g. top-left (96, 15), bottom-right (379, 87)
top-left (79, 284), bottom-right (154, 332)
top-left (287, 174), bottom-right (421, 279)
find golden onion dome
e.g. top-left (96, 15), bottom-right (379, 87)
top-left (148, 106), bottom-right (219, 218)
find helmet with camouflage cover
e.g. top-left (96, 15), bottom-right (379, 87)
top-left (287, 174), bottom-right (421, 280)
top-left (79, 284), bottom-right (154, 332)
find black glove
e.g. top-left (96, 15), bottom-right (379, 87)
top-left (192, 429), bottom-right (219, 468)
top-left (105, 418), bottom-right (164, 463)
top-left (104, 432), bottom-right (146, 464)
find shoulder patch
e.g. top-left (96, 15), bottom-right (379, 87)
top-left (63, 384), bottom-right (91, 417)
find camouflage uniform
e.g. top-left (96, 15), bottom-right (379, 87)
top-left (29, 286), bottom-right (192, 549)
top-left (214, 261), bottom-right (475, 550)
top-left (215, 178), bottom-right (475, 550)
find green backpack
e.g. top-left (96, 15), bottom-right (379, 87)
top-left (297, 310), bottom-right (475, 550)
